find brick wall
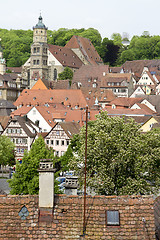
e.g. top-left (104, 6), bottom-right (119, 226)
top-left (0, 194), bottom-right (155, 240)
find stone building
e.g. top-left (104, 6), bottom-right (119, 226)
top-left (22, 15), bottom-right (103, 89)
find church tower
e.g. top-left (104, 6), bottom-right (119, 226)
top-left (30, 14), bottom-right (48, 88)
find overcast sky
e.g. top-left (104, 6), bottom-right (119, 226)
top-left (1, 0), bottom-right (160, 40)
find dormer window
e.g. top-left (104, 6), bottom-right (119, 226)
top-left (93, 83), bottom-right (97, 88)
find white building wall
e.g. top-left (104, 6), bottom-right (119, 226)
top-left (27, 107), bottom-right (52, 132)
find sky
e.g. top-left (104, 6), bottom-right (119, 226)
top-left (1, 0), bottom-right (160, 40)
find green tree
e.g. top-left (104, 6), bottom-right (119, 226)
top-left (0, 135), bottom-right (15, 167)
top-left (69, 112), bottom-right (160, 195)
top-left (8, 135), bottom-right (60, 195)
top-left (97, 38), bottom-right (120, 66)
top-left (58, 67), bottom-right (73, 84)
top-left (111, 33), bottom-right (122, 46)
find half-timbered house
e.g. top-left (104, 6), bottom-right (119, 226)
top-left (2, 116), bottom-right (41, 160)
top-left (44, 122), bottom-right (80, 157)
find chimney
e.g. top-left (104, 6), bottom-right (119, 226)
top-left (64, 176), bottom-right (78, 195)
top-left (38, 159), bottom-right (56, 222)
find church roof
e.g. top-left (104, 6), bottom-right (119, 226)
top-left (33, 14), bottom-right (47, 30)
top-left (48, 44), bottom-right (83, 69)
top-left (65, 35), bottom-right (103, 65)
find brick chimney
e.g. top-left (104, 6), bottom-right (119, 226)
top-left (38, 159), bottom-right (56, 222)
top-left (64, 176), bottom-right (78, 195)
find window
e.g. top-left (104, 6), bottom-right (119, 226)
top-left (37, 60), bottom-right (39, 65)
top-left (61, 140), bottom-right (64, 146)
top-left (33, 110), bottom-right (36, 115)
top-left (22, 138), bottom-right (27, 144)
top-left (55, 151), bottom-right (59, 156)
top-left (8, 129), bottom-right (11, 133)
top-left (17, 148), bottom-right (21, 153)
top-left (106, 210), bottom-right (120, 226)
top-left (12, 129), bottom-right (16, 134)
top-left (46, 140), bottom-right (49, 145)
top-left (61, 151), bottom-right (64, 156)
top-left (51, 140), bottom-right (54, 145)
top-left (56, 140), bottom-right (59, 146)
top-left (56, 131), bottom-right (60, 136)
top-left (21, 148), bottom-right (25, 153)
top-left (66, 140), bottom-right (69, 146)
top-left (54, 68), bottom-right (57, 80)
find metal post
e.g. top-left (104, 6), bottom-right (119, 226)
top-left (83, 105), bottom-right (88, 235)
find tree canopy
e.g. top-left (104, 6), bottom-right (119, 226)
top-left (0, 135), bottom-right (15, 167)
top-left (58, 67), bottom-right (73, 82)
top-left (68, 112), bottom-right (160, 196)
top-left (8, 135), bottom-right (59, 195)
top-left (1, 27), bottom-right (160, 67)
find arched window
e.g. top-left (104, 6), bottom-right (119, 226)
top-left (54, 68), bottom-right (57, 80)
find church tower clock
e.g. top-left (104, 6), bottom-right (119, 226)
top-left (30, 14), bottom-right (48, 88)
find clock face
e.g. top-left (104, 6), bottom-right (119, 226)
top-left (32, 71), bottom-right (40, 80)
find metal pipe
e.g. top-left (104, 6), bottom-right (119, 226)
top-left (83, 105), bottom-right (88, 235)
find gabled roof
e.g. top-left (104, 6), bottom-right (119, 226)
top-left (8, 116), bottom-right (39, 138)
top-left (6, 67), bottom-right (22, 74)
top-left (107, 97), bottom-right (143, 108)
top-left (47, 122), bottom-right (80, 139)
top-left (14, 89), bottom-right (88, 109)
top-left (104, 107), bottom-right (155, 116)
top-left (139, 95), bottom-right (160, 115)
top-left (122, 59), bottom-right (160, 75)
top-left (72, 65), bottom-right (109, 88)
top-left (0, 116), bottom-right (10, 129)
top-left (59, 122), bottom-right (80, 138)
top-left (11, 106), bottom-right (32, 118)
top-left (109, 67), bottom-right (122, 73)
top-left (131, 103), bottom-right (156, 115)
top-left (65, 35), bottom-right (103, 65)
top-left (101, 73), bottom-right (132, 85)
top-left (31, 78), bottom-right (48, 90)
top-left (81, 87), bottom-right (116, 107)
top-left (48, 44), bottom-right (83, 69)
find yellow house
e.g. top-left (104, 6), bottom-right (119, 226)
top-left (140, 116), bottom-right (160, 132)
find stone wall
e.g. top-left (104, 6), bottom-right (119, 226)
top-left (0, 194), bottom-right (155, 240)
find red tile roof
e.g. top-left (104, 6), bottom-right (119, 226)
top-left (80, 87), bottom-right (116, 107)
top-left (48, 44), bottom-right (83, 69)
top-left (65, 35), bottom-right (103, 65)
top-left (103, 107), bottom-right (155, 116)
top-left (11, 106), bottom-right (32, 118)
top-left (14, 89), bottom-right (88, 109)
top-left (122, 59), bottom-right (160, 75)
top-left (100, 73), bottom-right (132, 87)
top-left (107, 97), bottom-right (143, 108)
top-left (72, 65), bottom-right (109, 88)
